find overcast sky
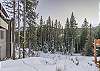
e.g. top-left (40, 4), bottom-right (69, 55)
top-left (37, 0), bottom-right (100, 27)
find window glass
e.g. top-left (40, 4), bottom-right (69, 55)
top-left (0, 30), bottom-right (4, 39)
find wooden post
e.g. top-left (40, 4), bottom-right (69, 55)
top-left (12, 0), bottom-right (16, 60)
top-left (94, 39), bottom-right (97, 64)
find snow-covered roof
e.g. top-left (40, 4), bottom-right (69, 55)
top-left (0, 17), bottom-right (8, 30)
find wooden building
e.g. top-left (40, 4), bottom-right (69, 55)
top-left (0, 3), bottom-right (14, 60)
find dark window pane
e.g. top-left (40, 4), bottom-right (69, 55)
top-left (1, 30), bottom-right (4, 39)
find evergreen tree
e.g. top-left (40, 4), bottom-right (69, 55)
top-left (95, 23), bottom-right (100, 39)
top-left (24, 0), bottom-right (38, 55)
top-left (57, 21), bottom-right (62, 52)
top-left (79, 18), bottom-right (89, 54)
top-left (85, 24), bottom-right (93, 56)
top-left (46, 16), bottom-right (52, 52)
top-left (64, 18), bottom-right (70, 53)
top-left (37, 16), bottom-right (44, 51)
top-left (54, 19), bottom-right (58, 52)
top-left (69, 12), bottom-right (78, 54)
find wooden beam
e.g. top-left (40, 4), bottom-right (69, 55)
top-left (94, 39), bottom-right (97, 64)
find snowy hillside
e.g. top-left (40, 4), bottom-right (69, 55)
top-left (0, 53), bottom-right (99, 71)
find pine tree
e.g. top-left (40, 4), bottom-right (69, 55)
top-left (95, 23), bottom-right (100, 39)
top-left (69, 12), bottom-right (78, 54)
top-left (46, 16), bottom-right (52, 52)
top-left (85, 24), bottom-right (93, 56)
top-left (37, 16), bottom-right (44, 51)
top-left (64, 18), bottom-right (70, 54)
top-left (54, 19), bottom-right (58, 52)
top-left (57, 21), bottom-right (62, 52)
top-left (51, 20), bottom-right (55, 53)
top-left (24, 0), bottom-right (38, 56)
top-left (79, 18), bottom-right (89, 55)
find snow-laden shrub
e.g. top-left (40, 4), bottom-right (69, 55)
top-left (56, 63), bottom-right (64, 71)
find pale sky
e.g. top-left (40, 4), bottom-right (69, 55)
top-left (37, 0), bottom-right (100, 27)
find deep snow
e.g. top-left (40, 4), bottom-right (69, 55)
top-left (0, 53), bottom-right (99, 71)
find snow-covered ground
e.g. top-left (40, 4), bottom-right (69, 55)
top-left (0, 53), bottom-right (99, 71)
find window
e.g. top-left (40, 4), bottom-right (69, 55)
top-left (0, 30), bottom-right (4, 39)
top-left (96, 46), bottom-right (100, 56)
